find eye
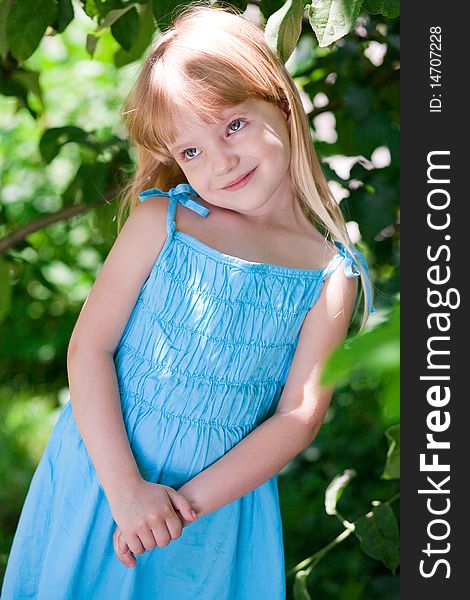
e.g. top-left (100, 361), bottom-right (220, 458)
top-left (181, 147), bottom-right (201, 161)
top-left (227, 119), bottom-right (247, 134)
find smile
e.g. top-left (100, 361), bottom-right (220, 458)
top-left (222, 167), bottom-right (257, 191)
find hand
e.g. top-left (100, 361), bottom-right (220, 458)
top-left (107, 478), bottom-right (198, 561)
top-left (113, 506), bottom-right (195, 568)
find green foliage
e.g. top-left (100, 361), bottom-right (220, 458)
top-left (0, 258), bottom-right (11, 323)
top-left (306, 297), bottom-right (400, 592)
top-left (114, 3), bottom-right (155, 67)
top-left (152, 0), bottom-right (193, 31)
top-left (0, 1), bottom-right (400, 596)
top-left (322, 302), bottom-right (400, 422)
top-left (265, 0), bottom-right (305, 62)
top-left (383, 424), bottom-right (399, 480)
top-left (39, 126), bottom-right (94, 163)
top-left (285, 422), bottom-right (399, 597)
top-left (0, 0), bottom-right (401, 69)
top-left (324, 468), bottom-right (356, 515)
top-left (354, 502), bottom-right (399, 572)
top-left (52, 0), bottom-right (75, 34)
top-left (111, 7), bottom-right (140, 50)
top-left (307, 0), bottom-right (363, 47)
top-left (6, 0), bottom-right (57, 61)
top-left (363, 0), bottom-right (400, 19)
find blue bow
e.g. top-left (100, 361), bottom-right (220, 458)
top-left (138, 183), bottom-right (210, 217)
top-left (335, 241), bottom-right (376, 314)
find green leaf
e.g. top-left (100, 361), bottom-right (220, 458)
top-left (354, 502), bottom-right (400, 572)
top-left (0, 76), bottom-right (37, 118)
top-left (0, 0), bottom-right (13, 60)
top-left (307, 0), bottom-right (363, 47)
top-left (321, 302), bottom-right (400, 387)
top-left (152, 0), bottom-right (192, 32)
top-left (265, 0), bottom-right (305, 63)
top-left (52, 0), bottom-right (74, 33)
top-left (348, 170), bottom-right (399, 237)
top-left (85, 5), bottom-right (136, 57)
top-left (80, 163), bottom-right (108, 203)
top-left (83, 0), bottom-right (99, 19)
top-left (363, 0), bottom-right (400, 18)
top-left (0, 76), bottom-right (27, 98)
top-left (111, 6), bottom-right (139, 51)
top-left (114, 4), bottom-right (155, 67)
top-left (39, 127), bottom-right (92, 164)
top-left (380, 369), bottom-right (400, 423)
top-left (293, 569), bottom-right (312, 600)
top-left (86, 32), bottom-right (99, 57)
top-left (0, 258), bottom-right (12, 324)
top-left (98, 6), bottom-right (135, 30)
top-left (11, 68), bottom-right (44, 111)
top-left (260, 0), bottom-right (286, 20)
top-left (63, 162), bottom-right (109, 204)
top-left (6, 0), bottom-right (57, 61)
top-left (325, 469), bottom-right (356, 515)
top-left (382, 423), bottom-right (400, 480)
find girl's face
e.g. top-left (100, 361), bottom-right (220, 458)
top-left (169, 98), bottom-right (293, 217)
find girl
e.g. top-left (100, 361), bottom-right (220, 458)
top-left (1, 4), bottom-right (375, 599)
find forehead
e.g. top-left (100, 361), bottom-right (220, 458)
top-left (174, 102), bottom-right (244, 130)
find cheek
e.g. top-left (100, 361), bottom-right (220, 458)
top-left (179, 161), bottom-right (202, 183)
top-left (261, 128), bottom-right (289, 153)
top-left (181, 167), bottom-right (212, 197)
top-left (264, 136), bottom-right (290, 170)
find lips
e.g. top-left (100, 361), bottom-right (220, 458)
top-left (223, 167), bottom-right (257, 190)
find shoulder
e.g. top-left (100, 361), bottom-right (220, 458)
top-left (68, 196), bottom-right (170, 352)
top-left (295, 247), bottom-right (359, 356)
top-left (307, 234), bottom-right (360, 315)
top-left (319, 260), bottom-right (358, 321)
top-left (127, 193), bottom-right (170, 227)
top-left (117, 196), bottom-right (170, 273)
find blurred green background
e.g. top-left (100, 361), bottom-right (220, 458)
top-left (0, 1), bottom-right (400, 598)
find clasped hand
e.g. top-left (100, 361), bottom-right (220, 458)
top-left (108, 478), bottom-right (197, 568)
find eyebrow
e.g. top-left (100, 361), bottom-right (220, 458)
top-left (170, 110), bottom-right (251, 153)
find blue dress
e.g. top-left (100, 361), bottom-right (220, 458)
top-left (1, 184), bottom-right (374, 600)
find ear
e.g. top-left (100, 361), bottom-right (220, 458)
top-left (281, 97), bottom-right (291, 125)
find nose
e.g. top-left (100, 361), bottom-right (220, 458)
top-left (210, 144), bottom-right (239, 177)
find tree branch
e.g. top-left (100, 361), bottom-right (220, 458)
top-left (0, 189), bottom-right (120, 255)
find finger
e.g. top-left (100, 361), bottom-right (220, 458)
top-left (166, 513), bottom-right (183, 540)
top-left (167, 489), bottom-right (198, 522)
top-left (114, 530), bottom-right (136, 568)
top-left (136, 525), bottom-right (158, 552)
top-left (116, 530), bottom-right (135, 563)
top-left (117, 530), bottom-right (129, 555)
top-left (127, 533), bottom-right (146, 556)
top-left (151, 522), bottom-right (172, 548)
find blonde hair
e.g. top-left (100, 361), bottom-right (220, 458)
top-left (118, 3), bottom-right (374, 330)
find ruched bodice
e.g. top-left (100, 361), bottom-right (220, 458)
top-left (114, 184), bottom-right (373, 435)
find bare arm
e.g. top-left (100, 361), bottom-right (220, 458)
top-left (67, 199), bottom-right (167, 500)
top-left (177, 266), bottom-right (358, 518)
top-left (67, 348), bottom-right (140, 500)
top-left (67, 198), bottom-right (196, 555)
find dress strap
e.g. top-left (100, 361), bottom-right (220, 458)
top-left (138, 183), bottom-right (210, 236)
top-left (322, 241), bottom-right (375, 313)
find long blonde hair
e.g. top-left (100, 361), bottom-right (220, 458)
top-left (118, 3), bottom-right (374, 329)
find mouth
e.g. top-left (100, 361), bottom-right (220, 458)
top-left (222, 167), bottom-right (257, 191)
